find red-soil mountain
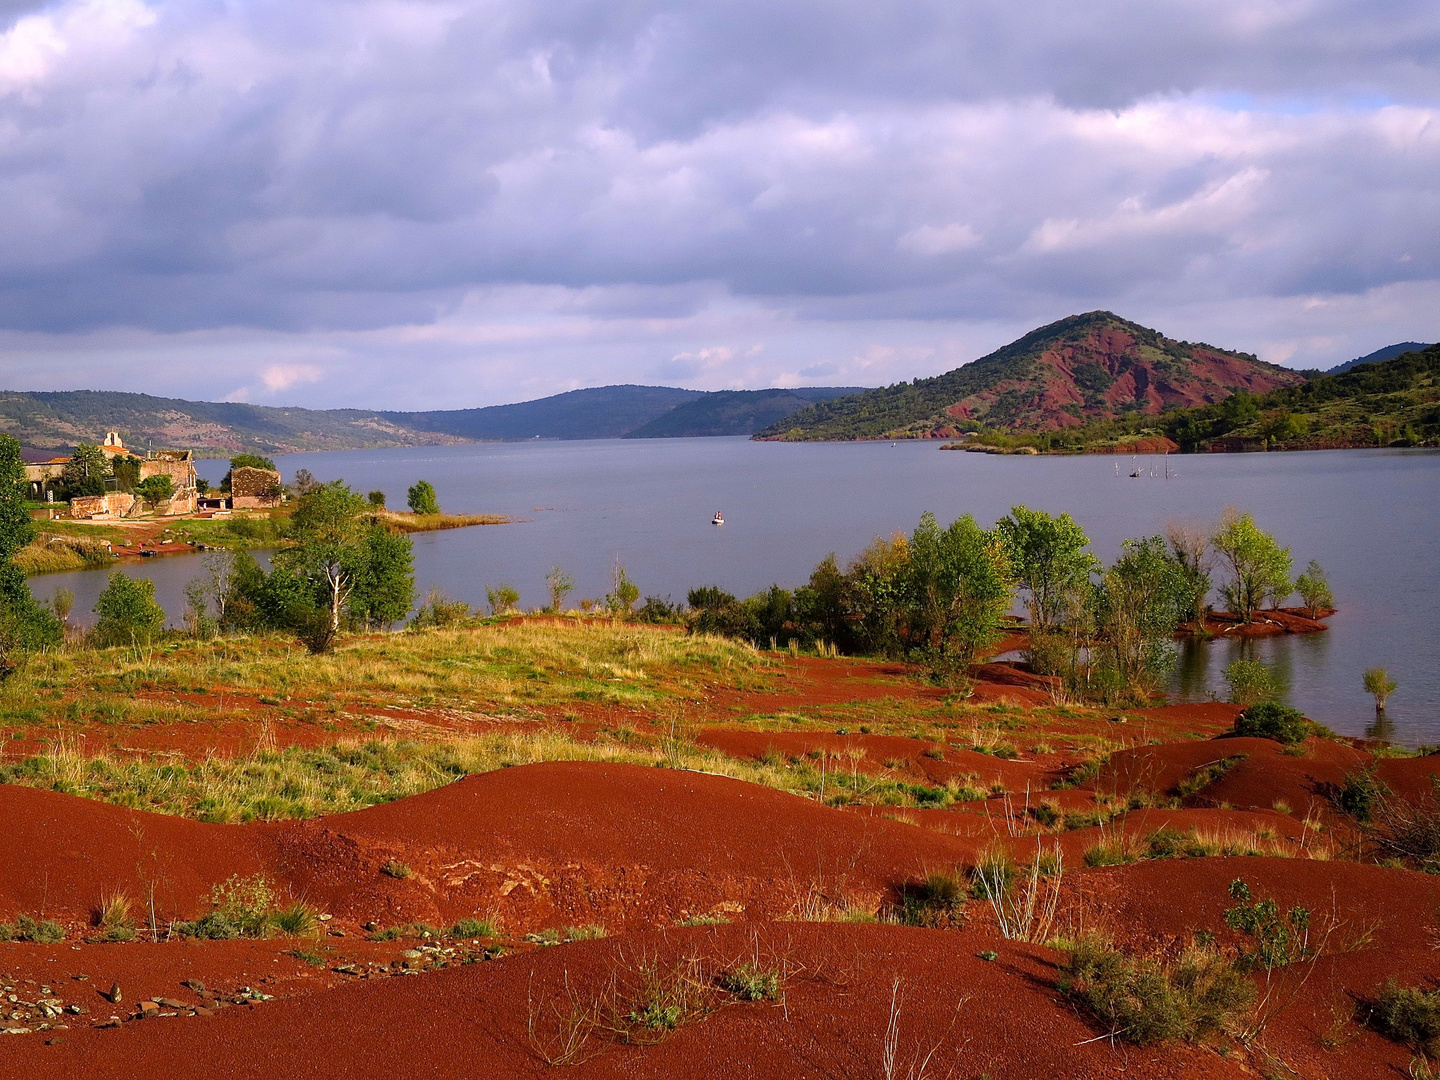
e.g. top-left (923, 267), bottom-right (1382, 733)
top-left (0, 762), bottom-right (974, 932)
top-left (1, 924), bottom-right (1251, 1080)
top-left (757, 311), bottom-right (1305, 440)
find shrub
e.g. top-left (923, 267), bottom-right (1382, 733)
top-left (381, 859), bottom-right (412, 879)
top-left (3, 914), bottom-right (66, 944)
top-left (409, 587), bottom-right (470, 629)
top-left (1294, 560), bottom-right (1333, 617)
top-left (96, 892), bottom-right (136, 942)
top-left (406, 480), bottom-right (440, 515)
top-left (1369, 981), bottom-right (1440, 1059)
top-left (485, 585), bottom-right (520, 617)
top-left (1225, 658), bottom-right (1280, 708)
top-left (898, 870), bottom-right (967, 927)
top-left (1061, 937), bottom-right (1255, 1044)
top-left (367, 490), bottom-right (386, 508)
top-left (1233, 702), bottom-right (1309, 745)
top-left (91, 571), bottom-right (166, 647)
top-left (450, 917), bottom-right (496, 939)
top-left (1338, 767), bottom-right (1391, 822)
top-left (136, 474), bottom-right (175, 505)
top-left (177, 874), bottom-right (313, 939)
top-left (269, 901), bottom-right (319, 937)
top-left (717, 961), bottom-right (782, 1001)
top-left (1224, 879), bottom-right (1311, 969)
top-left (968, 847), bottom-right (1016, 900)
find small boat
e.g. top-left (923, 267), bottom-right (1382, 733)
top-left (711, 512), bottom-right (725, 526)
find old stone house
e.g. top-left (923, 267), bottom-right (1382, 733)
top-left (230, 466), bottom-right (284, 509)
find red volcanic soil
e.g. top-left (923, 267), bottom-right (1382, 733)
top-left (1190, 607), bottom-right (1332, 638)
top-left (2, 923), bottom-right (1250, 1080)
top-left (0, 763), bottom-right (974, 933)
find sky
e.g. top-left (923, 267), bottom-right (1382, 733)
top-left (0, 0), bottom-right (1436, 410)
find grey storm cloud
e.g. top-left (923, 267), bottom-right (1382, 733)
top-left (0, 0), bottom-right (1436, 405)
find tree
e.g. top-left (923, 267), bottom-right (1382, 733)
top-left (407, 480), bottom-right (440, 515)
top-left (136, 474), bottom-right (175, 505)
top-left (1363, 668), bottom-right (1397, 712)
top-left (1210, 510), bottom-right (1293, 622)
top-left (277, 482), bottom-right (369, 633)
top-left (0, 435), bottom-right (60, 670)
top-left (486, 585), bottom-right (520, 616)
top-left (60, 443), bottom-right (109, 499)
top-left (367, 490), bottom-right (386, 508)
top-left (92, 572), bottom-right (166, 647)
top-left (220, 453), bottom-right (277, 492)
top-left (905, 511), bottom-right (1014, 681)
top-left (545, 566), bottom-right (575, 613)
top-left (111, 455), bottom-right (142, 492)
top-left (343, 525), bottom-right (415, 629)
top-left (996, 506), bottom-right (1099, 632)
top-left (605, 561), bottom-right (640, 615)
top-left (1294, 560), bottom-right (1333, 618)
top-left (1164, 521), bottom-right (1213, 626)
top-left (1092, 536), bottom-right (1188, 702)
top-left (291, 469), bottom-right (321, 496)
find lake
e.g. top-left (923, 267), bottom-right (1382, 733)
top-left (28, 439), bottom-right (1440, 743)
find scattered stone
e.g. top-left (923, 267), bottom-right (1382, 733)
top-left (104, 983), bottom-right (122, 1004)
top-left (154, 998), bottom-right (188, 1010)
top-left (2, 1028), bottom-right (31, 1036)
top-left (138, 1001), bottom-right (159, 1017)
top-left (318, 913), bottom-right (332, 922)
top-left (181, 980), bottom-right (205, 993)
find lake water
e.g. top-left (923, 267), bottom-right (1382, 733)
top-left (28, 439), bottom-right (1440, 743)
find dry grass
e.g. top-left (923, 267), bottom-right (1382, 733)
top-left (373, 510), bottom-right (510, 532)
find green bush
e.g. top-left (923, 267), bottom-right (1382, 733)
top-left (0, 914), bottom-right (65, 943)
top-left (1225, 658), bottom-right (1281, 708)
top-left (1369, 981), bottom-right (1440, 1059)
top-left (449, 917), bottom-right (496, 939)
top-left (1061, 937), bottom-right (1255, 1044)
top-left (898, 871), bottom-right (968, 926)
top-left (718, 961), bottom-right (782, 1001)
top-left (1233, 702), bottom-right (1309, 745)
top-left (1338, 767), bottom-right (1391, 822)
top-left (406, 480), bottom-right (440, 515)
top-left (1224, 879), bottom-right (1311, 969)
top-left (91, 571), bottom-right (166, 647)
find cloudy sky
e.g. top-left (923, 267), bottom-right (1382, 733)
top-left (0, 0), bottom-right (1436, 409)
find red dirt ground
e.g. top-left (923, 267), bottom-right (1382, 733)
top-left (1, 924), bottom-right (1255, 1080)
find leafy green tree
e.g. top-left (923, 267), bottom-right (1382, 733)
top-left (1210, 510), bottom-right (1293, 621)
top-left (1092, 536), bottom-right (1188, 702)
top-left (996, 506), bottom-right (1099, 632)
top-left (0, 435), bottom-right (60, 671)
top-left (793, 553), bottom-right (847, 648)
top-left (367, 490), bottom-right (386, 508)
top-left (277, 482), bottom-right (369, 633)
top-left (136, 474), bottom-right (175, 505)
top-left (60, 443), bottom-right (110, 499)
top-left (1294, 560), bottom-right (1333, 617)
top-left (905, 511), bottom-right (1014, 681)
top-left (1363, 667), bottom-right (1397, 712)
top-left (407, 480), bottom-right (440, 515)
top-left (92, 572), bottom-right (166, 647)
top-left (546, 566), bottom-right (576, 613)
top-left (342, 525), bottom-right (415, 629)
top-left (485, 584), bottom-right (520, 616)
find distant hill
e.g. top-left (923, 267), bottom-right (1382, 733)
top-left (1326, 342), bottom-right (1432, 375)
top-left (0, 383), bottom-right (868, 456)
top-left (380, 385), bottom-right (703, 442)
top-left (968, 343), bottom-right (1440, 452)
top-left (756, 312), bottom-right (1305, 441)
top-left (624, 387), bottom-right (867, 438)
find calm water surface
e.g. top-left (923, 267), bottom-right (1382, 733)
top-left (30, 440), bottom-right (1440, 742)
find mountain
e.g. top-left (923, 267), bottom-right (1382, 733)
top-left (379, 385), bottom-right (703, 441)
top-left (968, 342), bottom-right (1440, 452)
top-left (0, 383), bottom-right (869, 457)
top-left (1326, 342), bottom-right (1432, 375)
top-left (623, 387), bottom-right (867, 438)
top-left (755, 312), bottom-right (1306, 441)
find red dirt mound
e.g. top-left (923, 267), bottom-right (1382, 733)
top-left (1103, 736), bottom-right (1370, 815)
top-left (0, 923), bottom-right (1247, 1080)
top-left (0, 763), bottom-right (975, 931)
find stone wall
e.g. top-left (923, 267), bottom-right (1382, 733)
top-left (69, 492), bottom-right (135, 519)
top-left (140, 451), bottom-right (197, 490)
